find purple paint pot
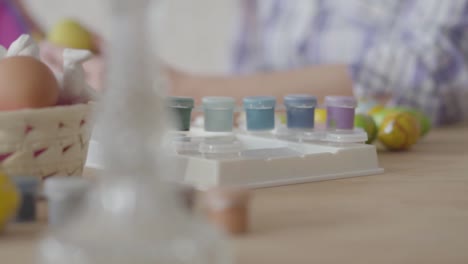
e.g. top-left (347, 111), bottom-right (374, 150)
top-left (325, 96), bottom-right (358, 130)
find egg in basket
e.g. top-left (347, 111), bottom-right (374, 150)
top-left (0, 35), bottom-right (97, 179)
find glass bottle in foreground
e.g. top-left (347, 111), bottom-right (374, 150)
top-left (36, 0), bottom-right (232, 263)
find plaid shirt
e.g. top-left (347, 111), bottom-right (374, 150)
top-left (233, 0), bottom-right (468, 125)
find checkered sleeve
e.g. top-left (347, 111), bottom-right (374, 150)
top-left (351, 0), bottom-right (468, 125)
top-left (231, 0), bottom-right (262, 74)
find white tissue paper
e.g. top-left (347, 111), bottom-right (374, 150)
top-left (59, 49), bottom-right (99, 104)
top-left (6, 34), bottom-right (40, 58)
top-left (0, 45), bottom-right (6, 59)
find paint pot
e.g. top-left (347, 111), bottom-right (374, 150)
top-left (202, 97), bottom-right (236, 132)
top-left (325, 96), bottom-right (358, 130)
top-left (167, 96), bottom-right (195, 131)
top-left (44, 176), bottom-right (90, 227)
top-left (284, 94), bottom-right (317, 129)
top-left (243, 96), bottom-right (276, 131)
top-left (12, 176), bottom-right (39, 222)
top-left (203, 187), bottom-right (251, 235)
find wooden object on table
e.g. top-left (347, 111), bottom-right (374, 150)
top-left (1, 123), bottom-right (468, 264)
top-left (203, 187), bottom-right (251, 235)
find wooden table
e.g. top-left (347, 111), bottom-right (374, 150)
top-left (1, 123), bottom-right (468, 264)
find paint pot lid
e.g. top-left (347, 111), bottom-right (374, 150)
top-left (12, 176), bottom-right (40, 193)
top-left (284, 94), bottom-right (317, 108)
top-left (202, 96), bottom-right (236, 109)
top-left (167, 96), bottom-right (195, 108)
top-left (323, 128), bottom-right (368, 143)
top-left (243, 96), bottom-right (276, 109)
top-left (44, 176), bottom-right (90, 199)
top-left (199, 136), bottom-right (242, 154)
top-left (325, 96), bottom-right (358, 108)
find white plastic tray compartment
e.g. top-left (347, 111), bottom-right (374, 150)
top-left (179, 135), bottom-right (383, 189)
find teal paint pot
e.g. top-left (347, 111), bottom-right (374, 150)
top-left (243, 96), bottom-right (276, 131)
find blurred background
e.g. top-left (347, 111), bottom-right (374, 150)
top-left (26, 0), bottom-right (237, 73)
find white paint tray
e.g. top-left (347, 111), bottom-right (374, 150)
top-left (86, 129), bottom-right (383, 189)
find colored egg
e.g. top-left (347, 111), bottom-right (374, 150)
top-left (354, 114), bottom-right (377, 144)
top-left (378, 112), bottom-right (421, 151)
top-left (356, 99), bottom-right (376, 114)
top-left (356, 98), bottom-right (381, 114)
top-left (415, 111), bottom-right (431, 137)
top-left (370, 108), bottom-right (399, 128)
top-left (368, 105), bottom-right (385, 115)
top-left (277, 113), bottom-right (287, 124)
top-left (0, 172), bottom-right (20, 232)
top-left (315, 108), bottom-right (327, 125)
top-left (392, 107), bottom-right (432, 137)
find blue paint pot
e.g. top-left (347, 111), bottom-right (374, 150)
top-left (284, 94), bottom-right (317, 129)
top-left (203, 97), bottom-right (236, 132)
top-left (12, 176), bottom-right (40, 222)
top-left (243, 96), bottom-right (276, 131)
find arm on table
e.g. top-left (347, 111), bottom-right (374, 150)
top-left (169, 64), bottom-right (354, 105)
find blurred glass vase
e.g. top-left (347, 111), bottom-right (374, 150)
top-left (36, 0), bottom-right (232, 263)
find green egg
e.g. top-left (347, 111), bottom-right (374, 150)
top-left (354, 114), bottom-right (378, 144)
top-left (392, 107), bottom-right (432, 137)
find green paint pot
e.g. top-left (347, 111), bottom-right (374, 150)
top-left (167, 97), bottom-right (195, 131)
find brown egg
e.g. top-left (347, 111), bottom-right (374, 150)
top-left (0, 56), bottom-right (60, 110)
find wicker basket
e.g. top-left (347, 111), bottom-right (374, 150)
top-left (0, 103), bottom-right (93, 178)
